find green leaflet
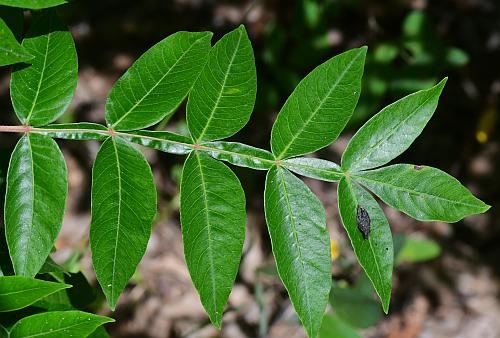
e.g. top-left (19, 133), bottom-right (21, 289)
top-left (0, 16), bottom-right (33, 67)
top-left (0, 276), bottom-right (70, 312)
top-left (264, 166), bottom-right (331, 338)
top-left (121, 130), bottom-right (193, 155)
top-left (10, 9), bottom-right (77, 127)
top-left (105, 31), bottom-right (212, 131)
top-left (180, 152), bottom-right (246, 327)
top-left (283, 157), bottom-right (343, 182)
top-left (0, 0), bottom-right (69, 9)
top-left (187, 25), bottom-right (256, 142)
top-left (9, 311), bottom-right (113, 338)
top-left (34, 123), bottom-right (109, 140)
top-left (90, 137), bottom-right (157, 310)
top-left (354, 164), bottom-right (490, 222)
top-left (271, 47), bottom-right (366, 160)
top-left (337, 178), bottom-right (393, 313)
top-left (201, 141), bottom-right (274, 170)
top-left (342, 79), bottom-right (447, 172)
top-left (5, 133), bottom-right (67, 277)
top-left (0, 325), bottom-right (7, 338)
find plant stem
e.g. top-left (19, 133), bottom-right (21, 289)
top-left (0, 125), bottom-right (278, 167)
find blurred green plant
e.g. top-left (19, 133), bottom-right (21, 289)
top-left (259, 3), bottom-right (469, 128)
top-left (319, 234), bottom-right (441, 337)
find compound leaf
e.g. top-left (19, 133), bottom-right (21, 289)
top-left (187, 25), bottom-right (256, 142)
top-left (264, 166), bottom-right (331, 337)
top-left (337, 178), bottom-right (392, 313)
top-left (9, 311), bottom-right (113, 338)
top-left (106, 31), bottom-right (212, 131)
top-left (355, 164), bottom-right (490, 222)
top-left (180, 152), bottom-right (246, 327)
top-left (90, 137), bottom-right (157, 310)
top-left (271, 47), bottom-right (366, 159)
top-left (0, 16), bottom-right (33, 67)
top-left (0, 0), bottom-right (70, 9)
top-left (10, 9), bottom-right (77, 126)
top-left (5, 133), bottom-right (67, 277)
top-left (342, 79), bottom-right (447, 172)
top-left (0, 276), bottom-right (70, 312)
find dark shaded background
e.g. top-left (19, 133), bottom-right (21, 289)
top-left (0, 0), bottom-right (499, 337)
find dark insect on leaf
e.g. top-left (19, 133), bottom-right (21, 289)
top-left (356, 206), bottom-right (371, 240)
top-left (414, 165), bottom-right (425, 170)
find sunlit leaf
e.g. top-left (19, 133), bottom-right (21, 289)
top-left (264, 166), bottom-right (331, 337)
top-left (187, 25), bottom-right (256, 142)
top-left (355, 164), bottom-right (490, 222)
top-left (180, 152), bottom-right (246, 327)
top-left (5, 134), bottom-right (67, 277)
top-left (90, 137), bottom-right (157, 309)
top-left (10, 10), bottom-right (77, 126)
top-left (337, 178), bottom-right (393, 313)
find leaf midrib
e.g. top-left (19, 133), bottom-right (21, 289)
top-left (21, 135), bottom-right (35, 276)
top-left (13, 318), bottom-right (101, 338)
top-left (25, 29), bottom-right (51, 125)
top-left (0, 285), bottom-right (61, 298)
top-left (275, 49), bottom-right (363, 159)
top-left (195, 152), bottom-right (218, 316)
top-left (277, 168), bottom-right (313, 329)
top-left (110, 138), bottom-right (123, 306)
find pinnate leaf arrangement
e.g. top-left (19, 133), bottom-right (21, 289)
top-left (0, 2), bottom-right (490, 337)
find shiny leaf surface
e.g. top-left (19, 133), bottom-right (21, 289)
top-left (0, 0), bottom-right (69, 9)
top-left (35, 123), bottom-right (108, 140)
top-left (90, 137), bottom-right (157, 309)
top-left (355, 164), bottom-right (490, 222)
top-left (10, 10), bottom-right (77, 126)
top-left (201, 141), bottom-right (274, 170)
top-left (0, 16), bottom-right (32, 67)
top-left (283, 157), bottom-right (342, 182)
top-left (106, 31), bottom-right (212, 131)
top-left (180, 152), bottom-right (246, 327)
top-left (122, 130), bottom-right (193, 155)
top-left (0, 276), bottom-right (70, 312)
top-left (264, 166), bottom-right (331, 337)
top-left (342, 79), bottom-right (447, 172)
top-left (337, 178), bottom-right (393, 313)
top-left (271, 47), bottom-right (366, 159)
top-left (9, 311), bottom-right (113, 338)
top-left (5, 133), bottom-right (67, 277)
top-left (187, 25), bottom-right (256, 142)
